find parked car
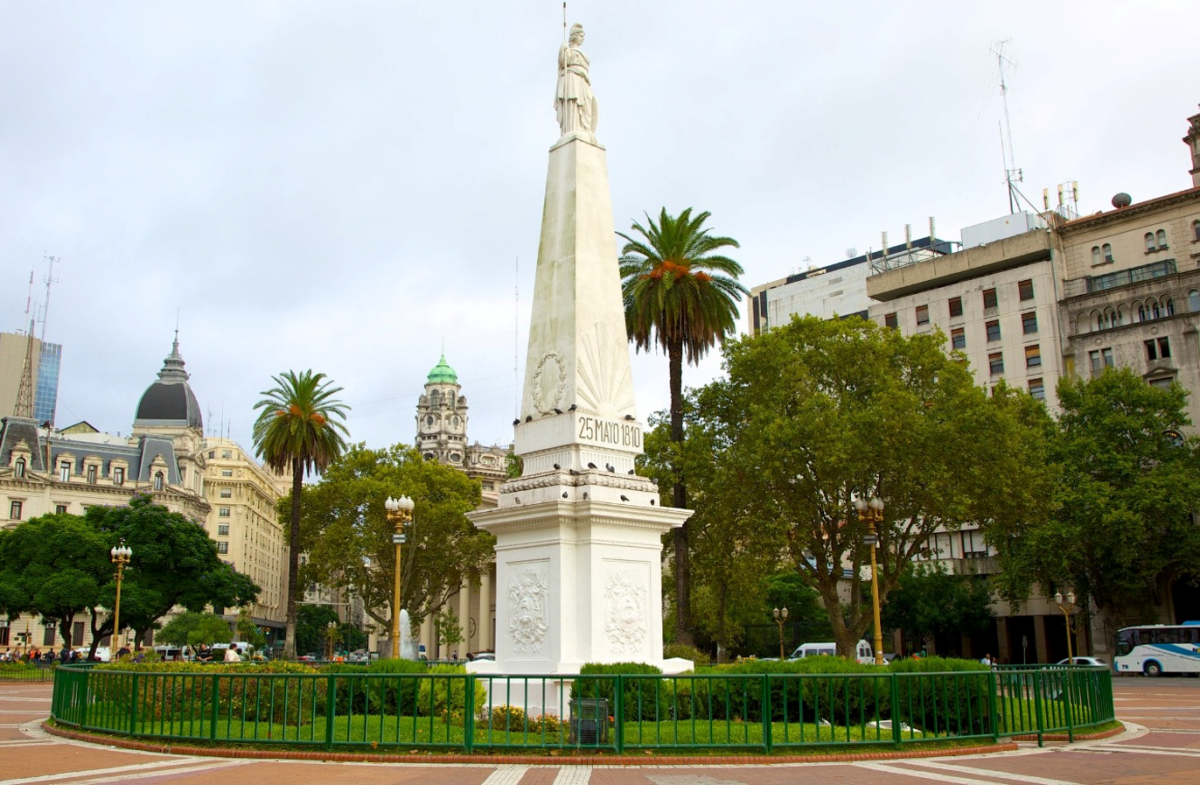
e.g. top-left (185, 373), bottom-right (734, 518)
top-left (1057, 656), bottom-right (1107, 667)
top-left (297, 653), bottom-right (318, 662)
top-left (789, 640), bottom-right (875, 664)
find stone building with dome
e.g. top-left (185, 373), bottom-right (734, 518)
top-left (0, 337), bottom-right (288, 655)
top-left (415, 355), bottom-right (508, 504)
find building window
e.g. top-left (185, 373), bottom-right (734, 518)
top-left (222, 450), bottom-right (232, 459)
top-left (55, 504), bottom-right (67, 514)
top-left (948, 297), bottom-right (963, 318)
top-left (988, 352), bottom-right (1004, 376)
top-left (218, 524), bottom-right (230, 536)
top-left (221, 469), bottom-right (233, 477)
top-left (43, 627), bottom-right (56, 646)
top-left (208, 451), bottom-right (215, 459)
top-left (986, 320), bottom-right (1001, 342)
top-left (59, 462), bottom-right (71, 482)
top-left (1145, 232), bottom-right (1157, 252)
top-left (1022, 311), bottom-right (1038, 335)
top-left (1194, 220), bottom-right (1200, 242)
top-left (113, 467), bottom-right (125, 486)
top-left (9, 501), bottom-right (21, 520)
top-left (951, 327), bottom-right (966, 350)
top-left (86, 465), bottom-right (97, 484)
top-left (154, 472), bottom-right (164, 491)
top-left (1150, 377), bottom-right (1174, 390)
top-left (1090, 348), bottom-right (1114, 374)
top-left (220, 488), bottom-right (232, 498)
top-left (1157, 229), bottom-right (1168, 249)
top-left (219, 507), bottom-right (231, 517)
top-left (1103, 243), bottom-right (1114, 263)
top-left (1146, 339), bottom-right (1158, 361)
top-left (14, 458), bottom-right (25, 479)
top-left (1025, 344), bottom-right (1042, 368)
top-left (1091, 246), bottom-right (1102, 265)
top-left (884, 312), bottom-right (898, 329)
top-left (915, 304), bottom-right (930, 326)
top-left (1158, 336), bottom-right (1171, 359)
top-left (217, 541), bottom-right (229, 554)
top-left (1166, 298), bottom-right (1175, 316)
top-left (982, 288), bottom-right (998, 309)
top-left (1028, 378), bottom-right (1045, 400)
top-left (1018, 279), bottom-right (1034, 301)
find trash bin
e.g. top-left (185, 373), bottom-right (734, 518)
top-left (569, 698), bottom-right (609, 745)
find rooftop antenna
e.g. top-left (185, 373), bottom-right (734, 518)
top-left (40, 254), bottom-right (59, 341)
top-left (514, 256), bottom-right (520, 421)
top-left (992, 40), bottom-right (1023, 214)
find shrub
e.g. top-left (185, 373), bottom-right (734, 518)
top-left (570, 662), bottom-right (666, 722)
top-left (672, 658), bottom-right (889, 725)
top-left (415, 664), bottom-right (486, 720)
top-left (890, 657), bottom-right (992, 736)
top-left (486, 704), bottom-right (527, 731)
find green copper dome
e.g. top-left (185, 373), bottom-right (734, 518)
top-left (426, 354), bottom-right (458, 384)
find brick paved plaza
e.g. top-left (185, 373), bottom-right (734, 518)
top-left (3, 679), bottom-right (1200, 784)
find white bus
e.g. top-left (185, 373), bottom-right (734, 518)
top-left (1113, 622), bottom-right (1200, 676)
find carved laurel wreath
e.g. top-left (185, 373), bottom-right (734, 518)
top-left (531, 352), bottom-right (567, 414)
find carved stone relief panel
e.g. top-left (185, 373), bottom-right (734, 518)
top-left (508, 561), bottom-right (551, 655)
top-left (603, 561), bottom-right (649, 657)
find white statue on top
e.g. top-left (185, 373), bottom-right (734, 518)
top-left (556, 23), bottom-right (599, 139)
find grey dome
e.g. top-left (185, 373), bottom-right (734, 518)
top-left (134, 337), bottom-right (203, 430)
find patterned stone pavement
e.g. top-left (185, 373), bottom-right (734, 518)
top-left (4, 678), bottom-right (1200, 784)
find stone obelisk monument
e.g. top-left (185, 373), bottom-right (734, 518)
top-left (469, 24), bottom-right (692, 678)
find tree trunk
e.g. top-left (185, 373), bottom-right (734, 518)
top-left (668, 338), bottom-right (693, 646)
top-left (58, 615), bottom-right (74, 650)
top-left (283, 457), bottom-right (304, 659)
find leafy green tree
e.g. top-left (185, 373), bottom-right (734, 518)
top-left (434, 607), bottom-right (464, 656)
top-left (253, 369), bottom-right (350, 659)
top-left (294, 444), bottom-right (491, 652)
top-left (640, 405), bottom-right (778, 658)
top-left (0, 513), bottom-right (109, 648)
top-left (84, 495), bottom-right (259, 656)
top-left (618, 207), bottom-right (747, 646)
top-left (689, 316), bottom-right (1049, 657)
top-left (236, 608), bottom-right (268, 652)
top-left (296, 604), bottom-right (340, 657)
top-left (157, 611), bottom-right (232, 648)
top-left (992, 369), bottom-right (1200, 652)
top-left (881, 564), bottom-right (994, 654)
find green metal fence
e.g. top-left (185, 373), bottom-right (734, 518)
top-left (49, 664), bottom-right (1115, 753)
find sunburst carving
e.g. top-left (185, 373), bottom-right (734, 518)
top-left (577, 322), bottom-right (635, 412)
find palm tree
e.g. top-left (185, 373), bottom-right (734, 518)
top-left (253, 370), bottom-right (350, 658)
top-left (618, 207), bottom-right (747, 645)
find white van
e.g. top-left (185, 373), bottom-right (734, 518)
top-left (789, 641), bottom-right (874, 664)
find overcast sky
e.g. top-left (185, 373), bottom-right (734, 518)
top-left (2, 1), bottom-right (1196, 457)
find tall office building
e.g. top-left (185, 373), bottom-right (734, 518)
top-left (0, 332), bottom-right (61, 425)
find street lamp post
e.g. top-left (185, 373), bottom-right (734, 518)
top-left (853, 497), bottom-right (886, 665)
top-left (326, 620), bottom-right (337, 660)
top-left (1054, 590), bottom-right (1077, 662)
top-left (110, 540), bottom-right (132, 654)
top-left (384, 496), bottom-right (415, 659)
top-left (773, 607), bottom-right (789, 659)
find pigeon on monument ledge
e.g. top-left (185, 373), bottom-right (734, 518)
top-left (569, 404), bottom-right (577, 411)
top-left (587, 462), bottom-right (597, 469)
top-left (553, 463), bottom-right (561, 469)
top-left (627, 469), bottom-right (635, 475)
top-left (562, 492), bottom-right (569, 499)
top-left (624, 414), bottom-right (635, 421)
top-left (554, 408), bottom-right (563, 414)
top-left (525, 416), bottom-right (533, 423)
top-left (605, 463), bottom-right (615, 472)
top-left (512, 418), bottom-right (521, 426)
top-left (620, 495), bottom-right (630, 502)
top-left (569, 469), bottom-right (581, 476)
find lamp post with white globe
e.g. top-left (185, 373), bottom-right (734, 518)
top-left (385, 496), bottom-right (415, 658)
top-left (110, 540), bottom-right (133, 651)
top-left (853, 497), bottom-right (886, 665)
